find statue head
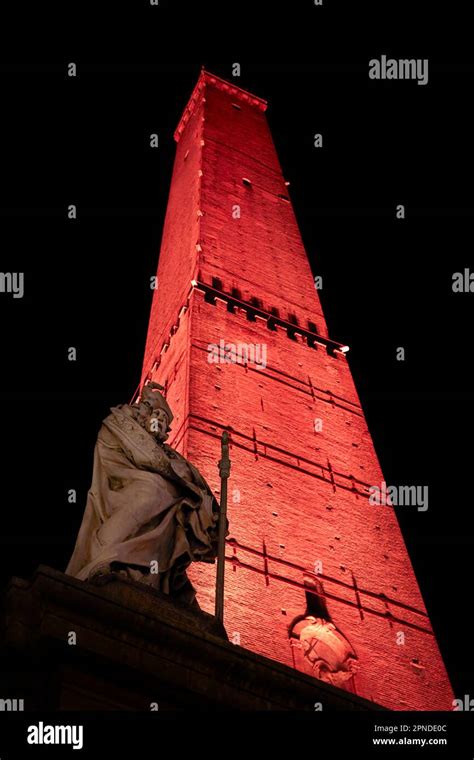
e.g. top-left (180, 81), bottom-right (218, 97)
top-left (133, 381), bottom-right (174, 442)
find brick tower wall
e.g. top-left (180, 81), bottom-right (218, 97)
top-left (141, 71), bottom-right (454, 710)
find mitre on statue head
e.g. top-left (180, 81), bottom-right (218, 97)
top-left (138, 381), bottom-right (174, 423)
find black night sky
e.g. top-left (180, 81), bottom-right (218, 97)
top-left (1, 40), bottom-right (473, 706)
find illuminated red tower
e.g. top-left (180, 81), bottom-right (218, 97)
top-left (141, 69), bottom-right (453, 710)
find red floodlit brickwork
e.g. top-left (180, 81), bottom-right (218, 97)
top-left (141, 70), bottom-right (454, 710)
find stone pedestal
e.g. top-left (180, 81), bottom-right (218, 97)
top-left (0, 566), bottom-right (383, 711)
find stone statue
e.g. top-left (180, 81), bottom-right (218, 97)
top-left (65, 382), bottom-right (225, 607)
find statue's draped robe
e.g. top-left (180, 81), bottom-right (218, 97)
top-left (65, 405), bottom-right (221, 598)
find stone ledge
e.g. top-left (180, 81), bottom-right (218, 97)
top-left (0, 565), bottom-right (385, 711)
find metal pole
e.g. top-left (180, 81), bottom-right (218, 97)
top-left (215, 431), bottom-right (230, 622)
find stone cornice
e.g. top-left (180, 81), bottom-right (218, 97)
top-left (174, 68), bottom-right (268, 143)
